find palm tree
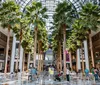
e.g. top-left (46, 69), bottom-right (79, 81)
top-left (51, 38), bottom-right (59, 71)
top-left (79, 2), bottom-right (100, 67)
top-left (25, 1), bottom-right (48, 67)
top-left (0, 1), bottom-right (20, 73)
top-left (71, 19), bottom-right (88, 73)
top-left (67, 18), bottom-right (94, 74)
top-left (37, 27), bottom-right (48, 72)
top-left (50, 23), bottom-right (63, 72)
top-left (53, 1), bottom-right (77, 75)
top-left (21, 28), bottom-right (34, 71)
top-left (12, 15), bottom-right (30, 71)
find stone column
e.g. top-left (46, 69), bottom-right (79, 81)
top-left (19, 46), bottom-right (23, 72)
top-left (77, 49), bottom-right (81, 70)
top-left (84, 40), bottom-right (89, 70)
top-left (10, 34), bottom-right (16, 73)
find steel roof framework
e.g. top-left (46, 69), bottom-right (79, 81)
top-left (1, 0), bottom-right (100, 33)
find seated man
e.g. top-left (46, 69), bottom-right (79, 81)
top-left (54, 71), bottom-right (63, 81)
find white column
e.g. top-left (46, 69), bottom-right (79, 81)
top-left (27, 53), bottom-right (30, 69)
top-left (19, 46), bottom-right (23, 72)
top-left (84, 40), bottom-right (89, 70)
top-left (77, 49), bottom-right (81, 70)
top-left (10, 34), bottom-right (16, 73)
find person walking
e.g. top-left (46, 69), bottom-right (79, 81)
top-left (85, 68), bottom-right (89, 77)
top-left (51, 67), bottom-right (54, 78)
top-left (98, 68), bottom-right (100, 78)
top-left (91, 67), bottom-right (94, 75)
top-left (48, 66), bottom-right (54, 79)
top-left (28, 67), bottom-right (32, 81)
top-left (31, 67), bottom-right (37, 81)
top-left (18, 69), bottom-right (22, 84)
top-left (94, 68), bottom-right (99, 80)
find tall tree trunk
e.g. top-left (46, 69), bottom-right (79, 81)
top-left (89, 33), bottom-right (94, 67)
top-left (59, 42), bottom-right (62, 71)
top-left (81, 45), bottom-right (84, 76)
top-left (41, 53), bottom-right (44, 72)
top-left (39, 42), bottom-right (42, 72)
top-left (33, 28), bottom-right (37, 67)
top-left (69, 52), bottom-right (72, 71)
top-left (63, 26), bottom-right (66, 75)
top-left (56, 56), bottom-right (58, 72)
top-left (76, 50), bottom-right (78, 72)
top-left (40, 43), bottom-right (42, 73)
top-left (23, 52), bottom-right (25, 72)
top-left (57, 43), bottom-right (60, 72)
top-left (56, 59), bottom-right (59, 72)
top-left (27, 53), bottom-right (30, 69)
top-left (5, 27), bottom-right (10, 74)
top-left (38, 42), bottom-right (40, 72)
top-left (56, 46), bottom-right (60, 72)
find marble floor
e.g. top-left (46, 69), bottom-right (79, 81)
top-left (0, 78), bottom-right (100, 85)
top-left (0, 72), bottom-right (100, 85)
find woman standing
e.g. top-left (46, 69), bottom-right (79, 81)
top-left (66, 68), bottom-right (70, 81)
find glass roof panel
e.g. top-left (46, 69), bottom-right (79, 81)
top-left (1, 0), bottom-right (100, 33)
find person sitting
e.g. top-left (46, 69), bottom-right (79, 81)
top-left (54, 71), bottom-right (63, 81)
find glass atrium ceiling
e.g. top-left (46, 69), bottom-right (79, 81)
top-left (1, 0), bottom-right (100, 33)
